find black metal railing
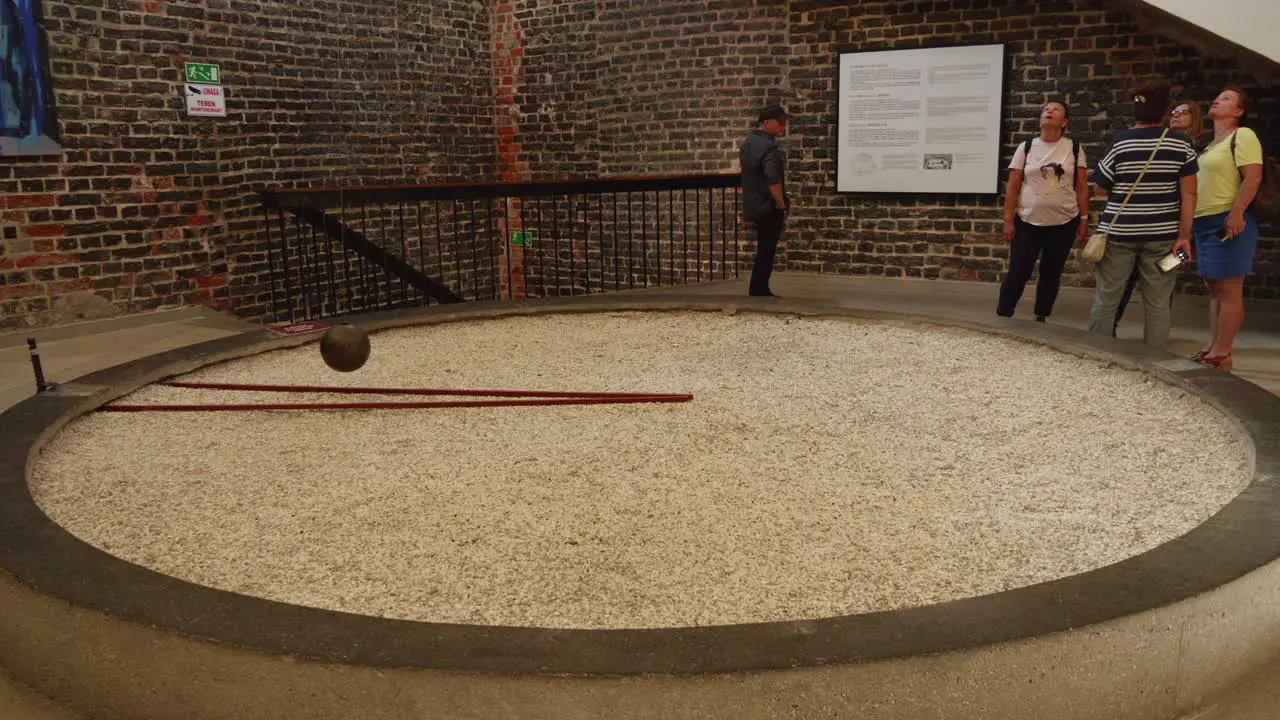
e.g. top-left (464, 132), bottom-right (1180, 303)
top-left (259, 174), bottom-right (744, 324)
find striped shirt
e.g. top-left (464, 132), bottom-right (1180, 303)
top-left (1093, 127), bottom-right (1198, 243)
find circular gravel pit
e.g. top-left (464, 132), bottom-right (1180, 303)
top-left (29, 311), bottom-right (1251, 630)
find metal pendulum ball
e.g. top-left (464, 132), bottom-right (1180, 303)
top-left (319, 324), bottom-right (371, 373)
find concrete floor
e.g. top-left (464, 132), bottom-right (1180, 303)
top-left (1, 275), bottom-right (1277, 719)
top-left (0, 307), bottom-right (257, 720)
top-left (0, 307), bottom-right (256, 413)
top-left (661, 273), bottom-right (1280, 396)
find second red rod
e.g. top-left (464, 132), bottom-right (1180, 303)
top-left (160, 381), bottom-right (678, 399)
top-left (101, 395), bottom-right (692, 413)
top-left (98, 380), bottom-right (694, 412)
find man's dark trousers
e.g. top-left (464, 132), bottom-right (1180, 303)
top-left (749, 210), bottom-right (784, 295)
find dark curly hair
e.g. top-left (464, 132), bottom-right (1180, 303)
top-left (1130, 81), bottom-right (1172, 124)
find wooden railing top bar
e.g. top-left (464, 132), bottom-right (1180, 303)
top-left (259, 173), bottom-right (743, 210)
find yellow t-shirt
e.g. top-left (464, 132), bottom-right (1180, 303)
top-left (1195, 127), bottom-right (1264, 217)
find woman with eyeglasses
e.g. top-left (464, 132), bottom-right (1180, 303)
top-left (1187, 86), bottom-right (1264, 372)
top-left (1113, 101), bottom-right (1206, 333)
top-left (1171, 102), bottom-right (1207, 148)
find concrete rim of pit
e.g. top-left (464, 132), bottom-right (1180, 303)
top-left (1, 295), bottom-right (1278, 680)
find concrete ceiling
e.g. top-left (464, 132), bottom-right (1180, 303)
top-left (1121, 0), bottom-right (1280, 76)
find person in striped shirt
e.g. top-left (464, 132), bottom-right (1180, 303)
top-left (1088, 82), bottom-right (1198, 348)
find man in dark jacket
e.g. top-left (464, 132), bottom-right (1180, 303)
top-left (740, 105), bottom-right (789, 297)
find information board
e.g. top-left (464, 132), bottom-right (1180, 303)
top-left (837, 44), bottom-right (1005, 194)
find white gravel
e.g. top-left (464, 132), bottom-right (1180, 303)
top-left (29, 311), bottom-right (1251, 629)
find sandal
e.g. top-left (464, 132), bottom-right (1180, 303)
top-left (1189, 349), bottom-right (1210, 362)
top-left (1197, 354), bottom-right (1233, 372)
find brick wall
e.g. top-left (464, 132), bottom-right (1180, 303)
top-left (1, 0), bottom-right (493, 330)
top-left (784, 0), bottom-right (1280, 297)
top-left (5, 0), bottom-right (1279, 331)
top-left (499, 0), bottom-right (789, 180)
top-left (498, 0), bottom-right (788, 291)
top-left (508, 0), bottom-right (1280, 298)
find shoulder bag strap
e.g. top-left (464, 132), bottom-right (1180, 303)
top-left (1071, 138), bottom-right (1081, 191)
top-left (1231, 129), bottom-right (1243, 180)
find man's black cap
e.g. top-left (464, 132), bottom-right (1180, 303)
top-left (758, 104), bottom-right (789, 123)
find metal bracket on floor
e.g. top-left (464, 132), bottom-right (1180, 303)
top-left (26, 338), bottom-right (54, 394)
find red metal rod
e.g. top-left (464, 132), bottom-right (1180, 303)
top-left (159, 380), bottom-right (682, 400)
top-left (97, 395), bottom-right (693, 413)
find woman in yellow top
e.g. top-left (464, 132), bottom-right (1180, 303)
top-left (1190, 86), bottom-right (1265, 372)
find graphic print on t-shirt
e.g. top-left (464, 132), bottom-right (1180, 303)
top-left (1010, 138), bottom-right (1086, 226)
top-left (1039, 162), bottom-right (1067, 193)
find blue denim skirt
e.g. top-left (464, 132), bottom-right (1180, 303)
top-left (1193, 210), bottom-right (1258, 280)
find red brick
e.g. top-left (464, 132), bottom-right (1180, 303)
top-left (5, 194), bottom-right (58, 210)
top-left (16, 253), bottom-right (78, 269)
top-left (24, 224), bottom-right (65, 238)
top-left (0, 285), bottom-right (41, 300)
top-left (52, 278), bottom-right (94, 293)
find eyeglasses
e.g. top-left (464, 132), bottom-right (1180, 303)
top-left (1171, 109), bottom-right (1191, 116)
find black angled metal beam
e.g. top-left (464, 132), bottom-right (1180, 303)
top-left (291, 206), bottom-right (465, 305)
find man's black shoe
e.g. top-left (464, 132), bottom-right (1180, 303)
top-left (749, 290), bottom-right (776, 297)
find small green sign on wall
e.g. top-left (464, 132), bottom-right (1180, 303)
top-left (184, 62), bottom-right (221, 84)
top-left (510, 231), bottom-right (534, 247)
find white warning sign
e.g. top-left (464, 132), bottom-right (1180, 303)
top-left (185, 84), bottom-right (227, 117)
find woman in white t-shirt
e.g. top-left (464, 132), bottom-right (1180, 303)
top-left (996, 100), bottom-right (1090, 321)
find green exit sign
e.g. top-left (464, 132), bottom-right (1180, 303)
top-left (185, 62), bottom-right (221, 84)
top-left (510, 231), bottom-right (534, 247)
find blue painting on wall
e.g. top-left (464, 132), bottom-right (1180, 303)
top-left (1, 0), bottom-right (60, 156)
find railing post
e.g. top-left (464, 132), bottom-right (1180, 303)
top-left (733, 187), bottom-right (740, 278)
top-left (571, 194), bottom-right (580, 295)
top-left (720, 187), bottom-right (727, 282)
top-left (670, 190), bottom-right (680, 285)
top-left (529, 193), bottom-right (540, 297)
top-left (340, 193), bottom-right (351, 316)
top-left (626, 192), bottom-right (634, 289)
top-left (640, 192), bottom-right (648, 288)
top-left (452, 200), bottom-right (462, 300)
top-left (488, 197), bottom-right (498, 301)
top-left (708, 187), bottom-right (716, 280)
top-left (276, 206), bottom-right (294, 324)
top-left (400, 201), bottom-right (412, 307)
top-left (695, 189), bottom-right (702, 283)
top-left (682, 189), bottom-right (688, 285)
top-left (595, 193), bottom-right (604, 295)
top-left (435, 200), bottom-right (445, 297)
top-left (469, 199), bottom-right (479, 302)
top-left (297, 213), bottom-right (310, 320)
top-left (262, 200), bottom-right (280, 323)
top-left (550, 193), bottom-right (560, 294)
top-left (616, 193), bottom-right (622, 292)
